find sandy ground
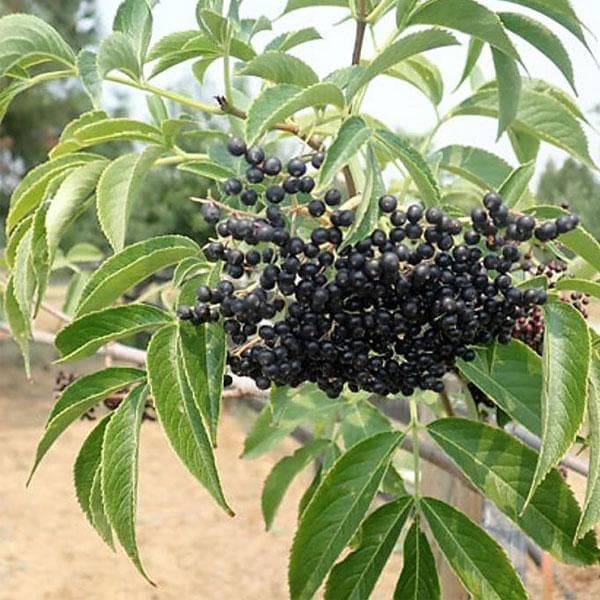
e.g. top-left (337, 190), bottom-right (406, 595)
top-left (2, 342), bottom-right (600, 599)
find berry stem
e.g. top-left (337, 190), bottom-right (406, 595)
top-left (410, 397), bottom-right (422, 503)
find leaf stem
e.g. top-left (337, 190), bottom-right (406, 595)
top-left (410, 397), bottom-right (421, 502)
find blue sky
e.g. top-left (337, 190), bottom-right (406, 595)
top-left (100, 1), bottom-right (600, 173)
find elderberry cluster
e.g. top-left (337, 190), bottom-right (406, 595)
top-left (178, 138), bottom-right (580, 398)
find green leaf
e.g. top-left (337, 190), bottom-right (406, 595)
top-left (577, 354), bottom-right (600, 538)
top-left (96, 146), bottom-right (163, 251)
top-left (75, 235), bottom-right (199, 316)
top-left (325, 497), bottom-right (413, 600)
top-left (0, 14), bottom-right (76, 77)
top-left (374, 128), bottom-right (441, 206)
top-left (451, 87), bottom-right (595, 167)
top-left (97, 31), bottom-right (140, 80)
top-left (509, 129), bottom-right (540, 163)
top-left (147, 324), bottom-right (232, 515)
top-left (62, 271), bottom-right (91, 316)
top-left (346, 29), bottom-right (458, 100)
top-left (525, 301), bottom-right (590, 508)
top-left (198, 9), bottom-right (231, 45)
top-left (554, 279), bottom-right (600, 300)
top-left (410, 0), bottom-right (518, 58)
top-left (499, 12), bottom-right (575, 91)
top-left (498, 160), bottom-right (534, 208)
top-left (245, 83), bottom-right (344, 145)
top-left (29, 367), bottom-right (146, 483)
top-left (385, 54), bottom-right (444, 106)
top-left (340, 399), bottom-right (391, 449)
top-left (237, 51), bottom-right (318, 87)
top-left (178, 160), bottom-right (235, 181)
top-left (45, 159), bottom-right (109, 254)
top-left (4, 276), bottom-right (31, 376)
top-left (265, 28), bottom-right (321, 52)
top-left (77, 50), bottom-right (102, 108)
top-left (491, 48), bottom-right (521, 137)
top-left (458, 340), bottom-right (541, 436)
top-left (456, 37), bottom-right (484, 89)
top-left (394, 520), bottom-right (440, 600)
top-left (102, 384), bottom-right (152, 582)
top-left (501, 0), bottom-right (589, 49)
top-left (113, 0), bottom-right (153, 63)
top-left (7, 153), bottom-right (103, 231)
top-left (427, 418), bottom-right (600, 564)
top-left (342, 144), bottom-right (384, 248)
top-left (49, 111), bottom-right (163, 159)
top-left (262, 439), bottom-right (331, 531)
top-left (178, 268), bottom-right (225, 445)
top-left (74, 414), bottom-right (114, 548)
top-left (283, 0), bottom-right (347, 13)
top-left (396, 0), bottom-right (418, 28)
top-left (527, 206), bottom-right (600, 273)
top-left (55, 304), bottom-right (171, 362)
top-left (318, 116), bottom-right (372, 189)
top-left (437, 145), bottom-right (512, 190)
top-left (289, 431), bottom-right (404, 600)
top-left (422, 496), bottom-right (527, 600)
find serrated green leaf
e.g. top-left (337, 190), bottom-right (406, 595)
top-left (4, 276), bottom-right (31, 376)
top-left (374, 128), bottom-right (441, 206)
top-left (318, 116), bottom-right (372, 189)
top-left (451, 87), bottom-right (594, 167)
top-left (458, 340), bottom-right (541, 436)
top-left (74, 414), bottom-right (114, 548)
top-left (554, 279), bottom-right (600, 300)
top-left (0, 14), bottom-right (76, 77)
top-left (491, 48), bottom-right (521, 137)
top-left (62, 271), bottom-right (91, 316)
top-left (245, 83), bottom-right (344, 145)
top-left (394, 520), bottom-right (440, 599)
top-left (265, 28), bottom-right (321, 52)
top-left (410, 0), bottom-right (518, 58)
top-left (7, 153), bottom-right (103, 231)
top-left (102, 384), bottom-right (152, 582)
top-left (325, 497), bottom-right (413, 600)
top-left (501, 0), bottom-right (589, 49)
top-left (49, 111), bottom-right (163, 159)
top-left (283, 0), bottom-right (347, 13)
top-left (29, 367), bottom-right (146, 483)
top-left (457, 37), bottom-right (484, 89)
top-left (75, 235), bottom-right (199, 315)
top-left (396, 0), bottom-right (418, 28)
top-left (385, 54), bottom-right (444, 105)
top-left (422, 496), bottom-right (527, 600)
top-left (262, 439), bottom-right (331, 531)
top-left (113, 0), bottom-right (153, 64)
top-left (499, 12), bottom-right (575, 91)
top-left (527, 205), bottom-right (600, 273)
top-left (437, 145), bottom-right (512, 190)
top-left (524, 301), bottom-right (590, 508)
top-left (577, 354), bottom-right (600, 538)
top-left (13, 228), bottom-right (35, 321)
top-left (147, 324), bottom-right (232, 515)
top-left (45, 159), bottom-right (109, 254)
top-left (237, 51), bottom-right (318, 87)
top-left (428, 418), bottom-right (600, 564)
top-left (498, 160), bottom-right (534, 207)
top-left (509, 129), bottom-right (540, 163)
top-left (56, 304), bottom-right (171, 362)
top-left (289, 431), bottom-right (404, 600)
top-left (198, 9), bottom-right (231, 45)
top-left (342, 144), bottom-right (384, 248)
top-left (178, 160), bottom-right (235, 181)
top-left (340, 399), bottom-right (391, 449)
top-left (96, 146), bottom-right (163, 252)
top-left (97, 31), bottom-right (140, 80)
top-left (347, 29), bottom-right (457, 100)
top-left (77, 50), bottom-right (102, 108)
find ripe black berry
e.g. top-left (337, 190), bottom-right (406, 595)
top-left (287, 158), bottom-right (307, 177)
top-left (227, 136), bottom-right (246, 156)
top-left (263, 157), bottom-right (282, 176)
top-left (308, 199), bottom-right (326, 217)
top-left (325, 188), bottom-right (342, 206)
top-left (266, 185), bottom-right (285, 204)
top-left (246, 166), bottom-right (264, 184)
top-left (241, 188), bottom-right (258, 206)
top-left (200, 202), bottom-right (220, 224)
top-left (224, 178), bottom-right (242, 196)
top-left (311, 152), bottom-right (325, 169)
top-left (379, 195), bottom-right (397, 213)
top-left (245, 145), bottom-right (265, 165)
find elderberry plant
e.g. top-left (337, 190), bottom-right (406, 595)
top-left (0, 1), bottom-right (599, 598)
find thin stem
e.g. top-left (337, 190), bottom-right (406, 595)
top-left (352, 19), bottom-right (367, 65)
top-left (223, 46), bottom-right (233, 103)
top-left (410, 397), bottom-right (421, 501)
top-left (105, 74), bottom-right (223, 115)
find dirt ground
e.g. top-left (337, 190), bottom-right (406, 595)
top-left (2, 342), bottom-right (600, 599)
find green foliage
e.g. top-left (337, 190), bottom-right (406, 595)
top-left (1, 1), bottom-right (599, 596)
